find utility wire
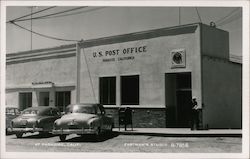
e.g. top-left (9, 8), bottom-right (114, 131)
top-left (81, 42), bottom-right (97, 103)
top-left (12, 7), bottom-right (87, 22)
top-left (37, 7), bottom-right (105, 20)
top-left (7, 6), bottom-right (56, 23)
top-left (11, 22), bottom-right (79, 42)
top-left (217, 13), bottom-right (242, 27)
top-left (31, 7), bottom-right (33, 50)
top-left (215, 8), bottom-right (240, 24)
top-left (216, 8), bottom-right (241, 26)
top-left (195, 7), bottom-right (202, 23)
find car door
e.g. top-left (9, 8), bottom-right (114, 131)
top-left (43, 108), bottom-right (60, 131)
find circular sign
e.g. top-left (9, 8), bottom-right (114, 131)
top-left (172, 52), bottom-right (182, 64)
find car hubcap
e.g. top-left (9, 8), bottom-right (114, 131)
top-left (59, 135), bottom-right (66, 141)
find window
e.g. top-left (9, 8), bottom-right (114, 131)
top-left (19, 92), bottom-right (32, 110)
top-left (39, 92), bottom-right (50, 106)
top-left (55, 91), bottom-right (71, 112)
top-left (99, 77), bottom-right (116, 105)
top-left (65, 105), bottom-right (96, 114)
top-left (97, 105), bottom-right (105, 115)
top-left (50, 109), bottom-right (60, 116)
top-left (121, 75), bottom-right (139, 105)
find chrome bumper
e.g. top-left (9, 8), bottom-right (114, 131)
top-left (9, 127), bottom-right (43, 133)
top-left (52, 128), bottom-right (97, 135)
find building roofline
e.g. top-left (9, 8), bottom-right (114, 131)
top-left (7, 22), bottom-right (231, 56)
top-left (7, 22), bottom-right (240, 64)
top-left (7, 23), bottom-right (202, 55)
top-left (7, 44), bottom-right (76, 57)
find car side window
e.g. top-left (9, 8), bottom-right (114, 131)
top-left (51, 109), bottom-right (60, 116)
top-left (45, 110), bottom-right (52, 116)
top-left (98, 105), bottom-right (105, 115)
top-left (96, 107), bottom-right (102, 115)
top-left (55, 110), bottom-right (61, 116)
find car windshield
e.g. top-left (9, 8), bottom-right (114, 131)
top-left (66, 105), bottom-right (96, 114)
top-left (22, 110), bottom-right (39, 115)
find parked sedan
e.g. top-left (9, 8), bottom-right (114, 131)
top-left (10, 106), bottom-right (61, 138)
top-left (53, 103), bottom-right (114, 141)
top-left (6, 107), bottom-right (20, 134)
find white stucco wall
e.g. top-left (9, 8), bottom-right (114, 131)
top-left (6, 53), bottom-right (76, 107)
top-left (202, 58), bottom-right (242, 128)
top-left (79, 33), bottom-right (200, 107)
top-left (6, 56), bottom-right (76, 87)
top-left (6, 92), bottom-right (18, 107)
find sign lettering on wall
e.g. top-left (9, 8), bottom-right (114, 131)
top-left (92, 46), bottom-right (147, 62)
top-left (31, 81), bottom-right (54, 88)
top-left (32, 81), bottom-right (54, 85)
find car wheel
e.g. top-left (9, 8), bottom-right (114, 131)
top-left (16, 132), bottom-right (23, 138)
top-left (59, 135), bottom-right (67, 141)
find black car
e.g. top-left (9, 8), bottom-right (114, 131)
top-left (10, 106), bottom-right (61, 138)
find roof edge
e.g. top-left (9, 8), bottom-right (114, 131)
top-left (7, 23), bottom-right (201, 55)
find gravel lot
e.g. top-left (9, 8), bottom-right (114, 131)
top-left (6, 132), bottom-right (241, 153)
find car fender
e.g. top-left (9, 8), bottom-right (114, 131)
top-left (37, 116), bottom-right (58, 127)
top-left (87, 117), bottom-right (101, 128)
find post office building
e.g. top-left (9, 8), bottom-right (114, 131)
top-left (6, 23), bottom-right (242, 129)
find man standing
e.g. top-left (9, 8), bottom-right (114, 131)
top-left (191, 96), bottom-right (200, 130)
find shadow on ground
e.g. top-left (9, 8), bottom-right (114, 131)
top-left (12, 133), bottom-right (57, 139)
top-left (60, 132), bottom-right (120, 143)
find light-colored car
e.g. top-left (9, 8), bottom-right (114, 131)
top-left (6, 107), bottom-right (20, 134)
top-left (53, 103), bottom-right (114, 141)
top-left (10, 106), bottom-right (61, 138)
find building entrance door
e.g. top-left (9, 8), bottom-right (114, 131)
top-left (176, 90), bottom-right (192, 127)
top-left (165, 72), bottom-right (192, 128)
top-left (39, 92), bottom-right (50, 106)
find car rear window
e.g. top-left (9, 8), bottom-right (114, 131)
top-left (66, 105), bottom-right (96, 114)
top-left (22, 110), bottom-right (39, 115)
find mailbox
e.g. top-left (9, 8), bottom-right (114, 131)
top-left (118, 107), bottom-right (133, 131)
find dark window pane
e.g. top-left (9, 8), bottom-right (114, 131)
top-left (100, 77), bottom-right (116, 105)
top-left (121, 75), bottom-right (139, 105)
top-left (55, 91), bottom-right (71, 112)
top-left (19, 92), bottom-right (32, 110)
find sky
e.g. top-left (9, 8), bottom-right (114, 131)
top-left (6, 6), bottom-right (242, 58)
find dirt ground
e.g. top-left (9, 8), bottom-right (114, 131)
top-left (5, 132), bottom-right (242, 153)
